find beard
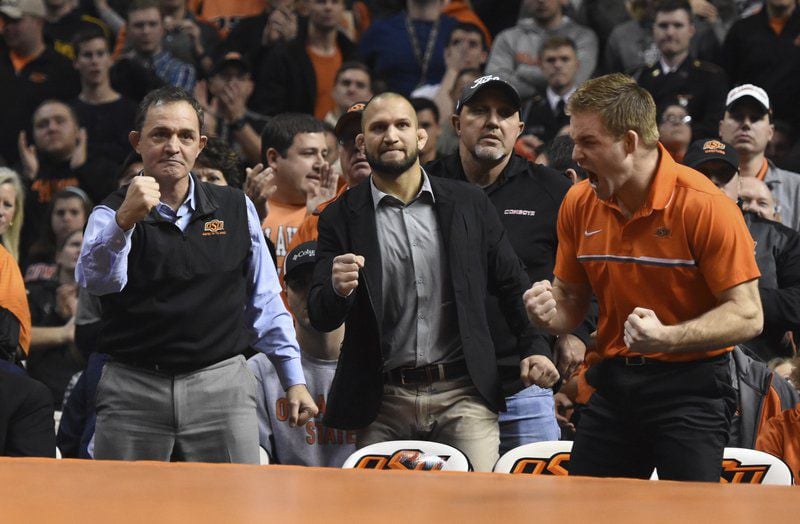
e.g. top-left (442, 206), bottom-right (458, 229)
top-left (366, 147), bottom-right (419, 178)
top-left (473, 144), bottom-right (506, 162)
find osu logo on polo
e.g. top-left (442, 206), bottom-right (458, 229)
top-left (720, 459), bottom-right (771, 484)
top-left (203, 219), bottom-right (226, 236)
top-left (353, 450), bottom-right (450, 471)
top-left (509, 452), bottom-right (571, 475)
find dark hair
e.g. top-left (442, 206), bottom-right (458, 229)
top-left (127, 0), bottom-right (162, 18)
top-left (410, 97), bottom-right (440, 123)
top-left (538, 35), bottom-right (577, 59)
top-left (33, 99), bottom-right (80, 127)
top-left (654, 0), bottom-right (693, 17)
top-left (118, 151), bottom-right (143, 181)
top-left (195, 137), bottom-right (242, 188)
top-left (71, 26), bottom-right (110, 57)
top-left (447, 22), bottom-right (487, 51)
top-left (26, 188), bottom-right (94, 264)
top-left (335, 61), bottom-right (373, 86)
top-left (260, 113), bottom-right (325, 162)
top-left (134, 86), bottom-right (204, 132)
top-left (547, 134), bottom-right (585, 179)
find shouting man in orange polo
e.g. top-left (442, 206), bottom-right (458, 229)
top-left (524, 73), bottom-right (763, 482)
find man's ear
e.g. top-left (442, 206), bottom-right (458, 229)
top-left (624, 130), bottom-right (638, 154)
top-left (196, 135), bottom-right (207, 158)
top-left (129, 131), bottom-right (141, 153)
top-left (452, 114), bottom-right (461, 136)
top-left (266, 147), bottom-right (280, 169)
top-left (417, 127), bottom-right (429, 151)
top-left (355, 133), bottom-right (366, 152)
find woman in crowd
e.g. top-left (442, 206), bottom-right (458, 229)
top-left (0, 168), bottom-right (25, 262)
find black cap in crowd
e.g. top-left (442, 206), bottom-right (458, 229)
top-left (683, 139), bottom-right (739, 172)
top-left (455, 74), bottom-right (521, 114)
top-left (284, 241), bottom-right (317, 282)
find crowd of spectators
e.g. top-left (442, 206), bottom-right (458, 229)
top-left (1, 0), bottom-right (799, 479)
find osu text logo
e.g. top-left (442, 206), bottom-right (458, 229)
top-left (720, 459), bottom-right (770, 484)
top-left (353, 450), bottom-right (449, 471)
top-left (510, 452), bottom-right (571, 475)
top-left (203, 219), bottom-right (226, 236)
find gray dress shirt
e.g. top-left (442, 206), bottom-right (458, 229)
top-left (369, 171), bottom-right (463, 370)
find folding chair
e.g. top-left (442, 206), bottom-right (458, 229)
top-left (492, 440), bottom-right (573, 475)
top-left (342, 440), bottom-right (472, 471)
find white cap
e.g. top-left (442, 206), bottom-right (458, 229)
top-left (725, 84), bottom-right (770, 112)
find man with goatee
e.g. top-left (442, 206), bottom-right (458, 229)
top-left (308, 93), bottom-right (558, 472)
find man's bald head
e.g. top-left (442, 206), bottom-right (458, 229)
top-left (739, 176), bottom-right (778, 221)
top-left (362, 92), bottom-right (419, 131)
top-left (357, 92), bottom-right (427, 178)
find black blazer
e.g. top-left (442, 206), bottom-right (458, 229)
top-left (0, 364), bottom-right (55, 457)
top-left (308, 174), bottom-right (550, 430)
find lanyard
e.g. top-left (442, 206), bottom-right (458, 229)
top-left (404, 15), bottom-right (440, 88)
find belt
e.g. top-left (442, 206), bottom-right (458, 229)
top-left (383, 360), bottom-right (469, 385)
top-left (611, 353), bottom-right (730, 367)
top-left (113, 355), bottom-right (230, 375)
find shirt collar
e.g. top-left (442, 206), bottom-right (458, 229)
top-left (643, 143), bottom-right (678, 213)
top-left (155, 175), bottom-right (196, 221)
top-left (659, 57), bottom-right (686, 75)
top-left (370, 168), bottom-right (435, 210)
top-left (546, 86), bottom-right (576, 112)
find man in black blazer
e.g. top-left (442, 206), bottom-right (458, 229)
top-left (308, 92), bottom-right (559, 471)
top-left (0, 363), bottom-right (55, 457)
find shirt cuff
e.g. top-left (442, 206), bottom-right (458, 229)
top-left (272, 355), bottom-right (306, 390)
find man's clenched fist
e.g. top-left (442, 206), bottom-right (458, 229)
top-left (524, 280), bottom-right (558, 328)
top-left (332, 253), bottom-right (365, 297)
top-left (116, 176), bottom-right (161, 231)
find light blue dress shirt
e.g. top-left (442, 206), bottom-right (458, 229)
top-left (75, 176), bottom-right (305, 389)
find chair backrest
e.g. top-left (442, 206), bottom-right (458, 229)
top-left (493, 441), bottom-right (573, 475)
top-left (721, 447), bottom-right (794, 485)
top-left (258, 446), bottom-right (270, 465)
top-left (342, 440), bottom-right (472, 472)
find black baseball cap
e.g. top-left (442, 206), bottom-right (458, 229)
top-left (284, 241), bottom-right (317, 282)
top-left (334, 102), bottom-right (367, 141)
top-left (683, 139), bottom-right (739, 184)
top-left (211, 52), bottom-right (249, 76)
top-left (455, 74), bottom-right (521, 115)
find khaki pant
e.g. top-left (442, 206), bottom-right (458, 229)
top-left (357, 377), bottom-right (499, 472)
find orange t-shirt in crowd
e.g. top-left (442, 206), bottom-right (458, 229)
top-left (554, 143), bottom-right (761, 362)
top-left (263, 200), bottom-right (308, 276)
top-left (756, 404), bottom-right (800, 481)
top-left (287, 184), bottom-right (348, 252)
top-left (308, 47), bottom-right (342, 121)
top-left (0, 245), bottom-right (31, 355)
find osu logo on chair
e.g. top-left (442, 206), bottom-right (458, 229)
top-left (720, 459), bottom-right (771, 484)
top-left (353, 450), bottom-right (450, 471)
top-left (509, 452), bottom-right (571, 475)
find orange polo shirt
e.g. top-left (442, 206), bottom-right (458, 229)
top-left (554, 143), bottom-right (760, 362)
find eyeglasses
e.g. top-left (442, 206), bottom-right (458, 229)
top-left (661, 114), bottom-right (692, 125)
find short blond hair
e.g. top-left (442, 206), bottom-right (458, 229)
top-left (0, 168), bottom-right (25, 262)
top-left (568, 73), bottom-right (659, 148)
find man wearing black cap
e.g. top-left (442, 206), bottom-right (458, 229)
top-left (426, 74), bottom-right (595, 452)
top-left (201, 52), bottom-right (263, 165)
top-left (248, 241), bottom-right (356, 467)
top-left (684, 139), bottom-right (800, 362)
top-left (308, 92), bottom-right (559, 471)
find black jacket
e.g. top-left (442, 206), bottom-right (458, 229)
top-left (634, 57), bottom-right (728, 141)
top-left (253, 22), bottom-right (357, 116)
top-left (308, 174), bottom-right (550, 429)
top-left (426, 153), bottom-right (597, 392)
top-left (729, 346), bottom-right (799, 449)
top-left (722, 8), bottom-right (800, 130)
top-left (741, 212), bottom-right (800, 361)
top-left (0, 364), bottom-right (55, 458)
top-left (521, 94), bottom-right (570, 145)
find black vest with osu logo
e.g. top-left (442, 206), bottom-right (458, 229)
top-left (98, 174), bottom-right (251, 371)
